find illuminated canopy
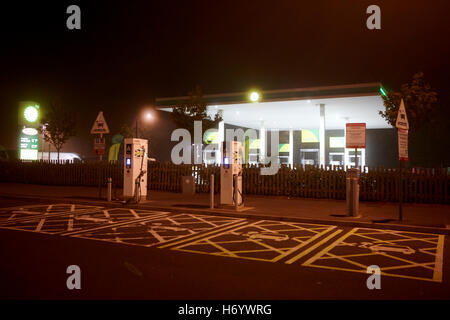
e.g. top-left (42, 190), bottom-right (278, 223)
top-left (157, 83), bottom-right (392, 131)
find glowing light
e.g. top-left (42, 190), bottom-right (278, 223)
top-left (24, 106), bottom-right (38, 122)
top-left (20, 149), bottom-right (38, 160)
top-left (146, 113), bottom-right (152, 119)
top-left (380, 87), bottom-right (387, 97)
top-left (250, 91), bottom-right (260, 102)
top-left (22, 128), bottom-right (38, 135)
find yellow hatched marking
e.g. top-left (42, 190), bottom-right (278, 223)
top-left (175, 248), bottom-right (276, 263)
top-left (35, 218), bottom-right (46, 232)
top-left (158, 220), bottom-right (248, 248)
top-left (204, 238), bottom-right (239, 257)
top-left (173, 222), bottom-right (336, 263)
top-left (376, 252), bottom-right (435, 271)
top-left (433, 235), bottom-right (445, 282)
top-left (381, 262), bottom-right (435, 271)
top-left (303, 228), bottom-right (358, 266)
top-left (129, 209), bottom-right (140, 219)
top-left (67, 217), bottom-right (74, 232)
top-left (273, 226), bottom-right (336, 262)
top-left (285, 229), bottom-right (343, 264)
top-left (357, 229), bottom-right (439, 246)
top-left (325, 252), bottom-right (368, 269)
top-left (148, 228), bottom-right (165, 243)
top-left (304, 264), bottom-right (440, 283)
top-left (318, 252), bottom-right (375, 260)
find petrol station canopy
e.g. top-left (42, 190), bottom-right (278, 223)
top-left (156, 82), bottom-right (392, 130)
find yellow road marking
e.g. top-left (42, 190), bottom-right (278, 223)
top-left (158, 220), bottom-right (248, 249)
top-left (433, 235), bottom-right (445, 282)
top-left (204, 238), bottom-right (239, 258)
top-left (285, 229), bottom-right (343, 265)
top-left (148, 228), bottom-right (165, 243)
top-left (273, 226), bottom-right (336, 262)
top-left (381, 262), bottom-right (435, 271)
top-left (325, 252), bottom-right (368, 269)
top-left (304, 263), bottom-right (441, 283)
top-left (376, 251), bottom-right (435, 271)
top-left (357, 229), bottom-right (440, 246)
top-left (302, 228), bottom-right (358, 266)
top-left (103, 210), bottom-right (110, 219)
top-left (35, 218), bottom-right (46, 232)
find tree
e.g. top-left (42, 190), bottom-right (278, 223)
top-left (119, 123), bottom-right (134, 139)
top-left (40, 102), bottom-right (76, 162)
top-left (379, 72), bottom-right (438, 133)
top-left (171, 85), bottom-right (222, 137)
top-left (171, 85), bottom-right (222, 163)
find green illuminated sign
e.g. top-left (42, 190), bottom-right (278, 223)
top-left (330, 137), bottom-right (345, 148)
top-left (301, 129), bottom-right (319, 143)
top-left (279, 144), bottom-right (290, 152)
top-left (19, 129), bottom-right (39, 160)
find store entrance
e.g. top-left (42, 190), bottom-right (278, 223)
top-left (300, 148), bottom-right (319, 165)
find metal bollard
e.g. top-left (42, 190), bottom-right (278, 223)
top-left (351, 177), bottom-right (359, 216)
top-left (210, 174), bottom-right (214, 209)
top-left (107, 177), bottom-right (112, 202)
top-left (346, 177), bottom-right (352, 215)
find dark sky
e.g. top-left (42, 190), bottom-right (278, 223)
top-left (1, 0), bottom-right (449, 157)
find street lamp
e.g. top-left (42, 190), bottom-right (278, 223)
top-left (250, 91), bottom-right (260, 102)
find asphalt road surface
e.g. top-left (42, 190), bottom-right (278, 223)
top-left (0, 197), bottom-right (449, 300)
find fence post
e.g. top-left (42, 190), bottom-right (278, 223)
top-left (210, 174), bottom-right (214, 209)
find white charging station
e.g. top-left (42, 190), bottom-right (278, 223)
top-left (123, 138), bottom-right (148, 201)
top-left (220, 141), bottom-right (243, 207)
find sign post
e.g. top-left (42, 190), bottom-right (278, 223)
top-left (396, 99), bottom-right (409, 221)
top-left (91, 111), bottom-right (110, 199)
top-left (345, 123), bottom-right (366, 217)
top-left (90, 111), bottom-right (110, 161)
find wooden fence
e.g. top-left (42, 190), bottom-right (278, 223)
top-left (0, 160), bottom-right (448, 204)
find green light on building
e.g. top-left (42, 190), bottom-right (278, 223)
top-left (380, 87), bottom-right (387, 97)
top-left (24, 105), bottom-right (39, 122)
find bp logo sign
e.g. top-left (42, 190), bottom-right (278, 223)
top-left (18, 101), bottom-right (40, 160)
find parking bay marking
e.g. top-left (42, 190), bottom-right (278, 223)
top-left (61, 211), bottom-right (170, 236)
top-left (158, 220), bottom-right (249, 249)
top-left (73, 214), bottom-right (247, 248)
top-left (171, 221), bottom-right (338, 263)
top-left (302, 228), bottom-right (445, 282)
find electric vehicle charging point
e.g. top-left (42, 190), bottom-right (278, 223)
top-left (220, 141), bottom-right (245, 211)
top-left (123, 138), bottom-right (149, 203)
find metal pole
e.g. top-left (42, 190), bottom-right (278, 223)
top-left (99, 133), bottom-right (103, 161)
top-left (234, 175), bottom-right (238, 211)
top-left (107, 177), bottom-right (112, 202)
top-left (399, 160), bottom-right (403, 221)
top-left (210, 174), bottom-right (214, 209)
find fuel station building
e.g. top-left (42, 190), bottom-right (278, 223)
top-left (157, 83), bottom-right (397, 168)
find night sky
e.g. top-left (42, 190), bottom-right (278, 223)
top-left (1, 1), bottom-right (449, 162)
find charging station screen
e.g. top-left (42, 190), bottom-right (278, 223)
top-left (223, 157), bottom-right (230, 168)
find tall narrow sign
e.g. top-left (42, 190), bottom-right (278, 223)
top-left (395, 99), bottom-right (409, 221)
top-left (91, 111), bottom-right (110, 161)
